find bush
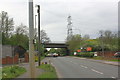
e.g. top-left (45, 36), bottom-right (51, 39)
top-left (77, 52), bottom-right (94, 58)
top-left (2, 66), bottom-right (26, 79)
top-left (37, 64), bottom-right (57, 79)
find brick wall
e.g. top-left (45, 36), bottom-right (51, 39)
top-left (2, 45), bottom-right (27, 65)
top-left (2, 58), bottom-right (7, 64)
top-left (97, 51), bottom-right (118, 57)
top-left (24, 52), bottom-right (29, 62)
top-left (2, 53), bottom-right (19, 64)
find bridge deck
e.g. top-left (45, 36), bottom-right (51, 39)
top-left (42, 43), bottom-right (68, 48)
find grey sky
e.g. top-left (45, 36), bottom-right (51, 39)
top-left (0, 0), bottom-right (119, 42)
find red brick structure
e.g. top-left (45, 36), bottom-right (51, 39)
top-left (97, 51), bottom-right (118, 57)
top-left (2, 53), bottom-right (30, 64)
top-left (2, 53), bottom-right (19, 64)
top-left (24, 52), bottom-right (29, 62)
top-left (2, 58), bottom-right (7, 64)
top-left (2, 45), bottom-right (28, 65)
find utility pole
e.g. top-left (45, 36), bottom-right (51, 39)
top-left (29, 0), bottom-right (35, 78)
top-left (35, 15), bottom-right (37, 37)
top-left (34, 15), bottom-right (37, 50)
top-left (0, 48), bottom-right (1, 80)
top-left (36, 5), bottom-right (41, 66)
top-left (101, 34), bottom-right (104, 57)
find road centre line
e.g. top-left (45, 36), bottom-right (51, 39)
top-left (69, 60), bottom-right (78, 65)
top-left (80, 65), bottom-right (88, 68)
top-left (73, 62), bottom-right (77, 64)
top-left (91, 69), bottom-right (103, 74)
top-left (69, 60), bottom-right (88, 68)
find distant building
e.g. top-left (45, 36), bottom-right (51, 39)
top-left (2, 45), bottom-right (27, 64)
top-left (2, 45), bottom-right (26, 58)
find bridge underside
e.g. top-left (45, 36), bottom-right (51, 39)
top-left (42, 43), bottom-right (68, 48)
top-left (42, 43), bottom-right (70, 55)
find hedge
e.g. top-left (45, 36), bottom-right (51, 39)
top-left (77, 52), bottom-right (94, 58)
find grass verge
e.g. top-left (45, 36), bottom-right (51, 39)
top-left (2, 65), bottom-right (26, 79)
top-left (92, 56), bottom-right (120, 62)
top-left (35, 56), bottom-right (45, 62)
top-left (0, 68), bottom-right (2, 79)
top-left (41, 56), bottom-right (45, 60)
top-left (37, 64), bottom-right (58, 80)
top-left (71, 56), bottom-right (120, 62)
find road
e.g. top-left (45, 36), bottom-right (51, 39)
top-left (48, 56), bottom-right (119, 79)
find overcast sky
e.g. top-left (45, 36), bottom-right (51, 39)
top-left (0, 0), bottom-right (119, 42)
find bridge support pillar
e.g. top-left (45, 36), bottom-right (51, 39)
top-left (66, 48), bottom-right (70, 56)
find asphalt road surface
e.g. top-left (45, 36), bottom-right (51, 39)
top-left (48, 57), bottom-right (119, 79)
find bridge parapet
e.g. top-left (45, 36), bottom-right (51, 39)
top-left (42, 42), bottom-right (68, 48)
top-left (45, 41), bottom-right (66, 43)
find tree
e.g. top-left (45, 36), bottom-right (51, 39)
top-left (0, 11), bottom-right (14, 37)
top-left (81, 39), bottom-right (102, 51)
top-left (10, 34), bottom-right (29, 49)
top-left (49, 48), bottom-right (57, 53)
top-left (0, 11), bottom-right (14, 45)
top-left (83, 34), bottom-right (90, 40)
top-left (34, 29), bottom-right (51, 55)
top-left (56, 48), bottom-right (67, 56)
top-left (15, 23), bottom-right (28, 35)
top-left (10, 24), bottom-right (29, 49)
top-left (0, 26), bottom-right (1, 44)
top-left (40, 30), bottom-right (51, 43)
top-left (98, 30), bottom-right (118, 51)
top-left (66, 34), bottom-right (82, 53)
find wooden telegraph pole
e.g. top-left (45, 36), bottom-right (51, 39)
top-left (36, 5), bottom-right (41, 66)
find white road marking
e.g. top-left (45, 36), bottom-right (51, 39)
top-left (91, 69), bottom-right (103, 74)
top-left (69, 60), bottom-right (78, 65)
top-left (80, 65), bottom-right (88, 68)
top-left (51, 62), bottom-right (62, 78)
top-left (111, 77), bottom-right (116, 78)
top-left (79, 58), bottom-right (86, 59)
top-left (74, 63), bottom-right (77, 64)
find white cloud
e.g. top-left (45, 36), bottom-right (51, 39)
top-left (0, 0), bottom-right (118, 41)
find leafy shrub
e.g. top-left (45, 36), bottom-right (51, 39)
top-left (77, 52), bottom-right (94, 58)
top-left (2, 66), bottom-right (26, 79)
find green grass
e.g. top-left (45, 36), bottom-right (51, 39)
top-left (2, 65), bottom-right (26, 79)
top-left (92, 56), bottom-right (104, 60)
top-left (35, 56), bottom-right (45, 62)
top-left (109, 59), bottom-right (120, 62)
top-left (92, 56), bottom-right (120, 62)
top-left (72, 55), bottom-right (120, 62)
top-left (37, 64), bottom-right (57, 79)
top-left (41, 56), bottom-right (45, 60)
top-left (0, 68), bottom-right (2, 79)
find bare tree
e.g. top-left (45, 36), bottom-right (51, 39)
top-left (83, 34), bottom-right (90, 40)
top-left (0, 11), bottom-right (14, 37)
top-left (15, 23), bottom-right (28, 35)
top-left (99, 30), bottom-right (118, 51)
top-left (40, 30), bottom-right (51, 43)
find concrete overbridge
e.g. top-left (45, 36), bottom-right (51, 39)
top-left (42, 42), bottom-right (70, 55)
top-left (42, 43), bottom-right (68, 48)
